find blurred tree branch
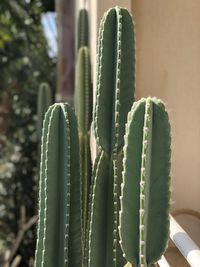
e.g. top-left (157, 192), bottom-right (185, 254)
top-left (3, 206), bottom-right (37, 267)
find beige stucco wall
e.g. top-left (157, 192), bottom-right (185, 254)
top-left (132, 0), bottom-right (200, 244)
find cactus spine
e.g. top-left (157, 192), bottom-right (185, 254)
top-left (89, 7), bottom-right (135, 267)
top-left (37, 82), bottom-right (53, 141)
top-left (119, 97), bottom-right (171, 267)
top-left (75, 46), bottom-right (92, 250)
top-left (35, 103), bottom-right (82, 267)
top-left (77, 9), bottom-right (89, 50)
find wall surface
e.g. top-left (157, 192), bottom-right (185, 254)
top-left (132, 0), bottom-right (200, 244)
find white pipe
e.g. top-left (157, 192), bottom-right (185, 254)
top-left (158, 256), bottom-right (171, 267)
top-left (170, 215), bottom-right (200, 267)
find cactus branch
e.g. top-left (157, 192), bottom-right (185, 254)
top-left (119, 98), bottom-right (171, 266)
top-left (35, 104), bottom-right (82, 267)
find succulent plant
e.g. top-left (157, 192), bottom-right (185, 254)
top-left (88, 6), bottom-right (135, 267)
top-left (35, 6), bottom-right (172, 267)
top-left (74, 46), bottom-right (92, 253)
top-left (37, 82), bottom-right (53, 141)
top-left (119, 97), bottom-right (171, 267)
top-left (35, 103), bottom-right (82, 267)
top-left (75, 47), bottom-right (92, 134)
top-left (77, 9), bottom-right (89, 50)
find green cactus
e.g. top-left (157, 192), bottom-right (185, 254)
top-left (37, 82), bottom-right (53, 141)
top-left (89, 7), bottom-right (135, 267)
top-left (77, 9), bottom-right (89, 50)
top-left (35, 103), bottom-right (82, 267)
top-left (119, 97), bottom-right (171, 267)
top-left (75, 47), bottom-right (92, 134)
top-left (74, 46), bottom-right (92, 252)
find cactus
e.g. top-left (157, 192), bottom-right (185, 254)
top-left (89, 7), bottom-right (135, 267)
top-left (119, 97), bottom-right (171, 267)
top-left (35, 103), bottom-right (82, 267)
top-left (74, 46), bottom-right (92, 252)
top-left (77, 9), bottom-right (89, 50)
top-left (75, 47), bottom-right (92, 134)
top-left (37, 82), bottom-right (53, 141)
top-left (34, 5), bottom-right (172, 267)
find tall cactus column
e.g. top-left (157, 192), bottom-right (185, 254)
top-left (77, 9), bottom-right (89, 50)
top-left (35, 103), bottom-right (82, 267)
top-left (75, 46), bottom-right (92, 249)
top-left (89, 7), bottom-right (135, 267)
top-left (119, 97), bottom-right (171, 267)
top-left (75, 7), bottom-right (92, 252)
top-left (37, 82), bottom-right (53, 142)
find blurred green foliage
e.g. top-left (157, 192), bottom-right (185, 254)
top-left (0, 0), bottom-right (55, 265)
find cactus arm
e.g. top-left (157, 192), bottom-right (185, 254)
top-left (35, 105), bottom-right (54, 267)
top-left (78, 134), bottom-right (91, 248)
top-left (84, 151), bottom-right (102, 266)
top-left (75, 46), bottom-right (92, 252)
top-left (35, 104), bottom-right (82, 267)
top-left (119, 98), bottom-right (171, 266)
top-left (89, 152), bottom-right (125, 267)
top-left (89, 150), bottom-right (111, 267)
top-left (90, 6), bottom-right (135, 267)
top-left (146, 99), bottom-right (171, 264)
top-left (119, 100), bottom-right (145, 266)
top-left (65, 104), bottom-right (82, 266)
top-left (37, 83), bottom-right (53, 141)
top-left (93, 7), bottom-right (135, 154)
top-left (89, 151), bottom-right (123, 267)
top-left (94, 12), bottom-right (106, 120)
top-left (77, 9), bottom-right (88, 50)
top-left (41, 104), bottom-right (70, 266)
top-left (82, 134), bottom-right (92, 240)
top-left (83, 48), bottom-right (93, 132)
top-left (74, 50), bottom-right (85, 133)
top-left (75, 47), bottom-right (92, 133)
